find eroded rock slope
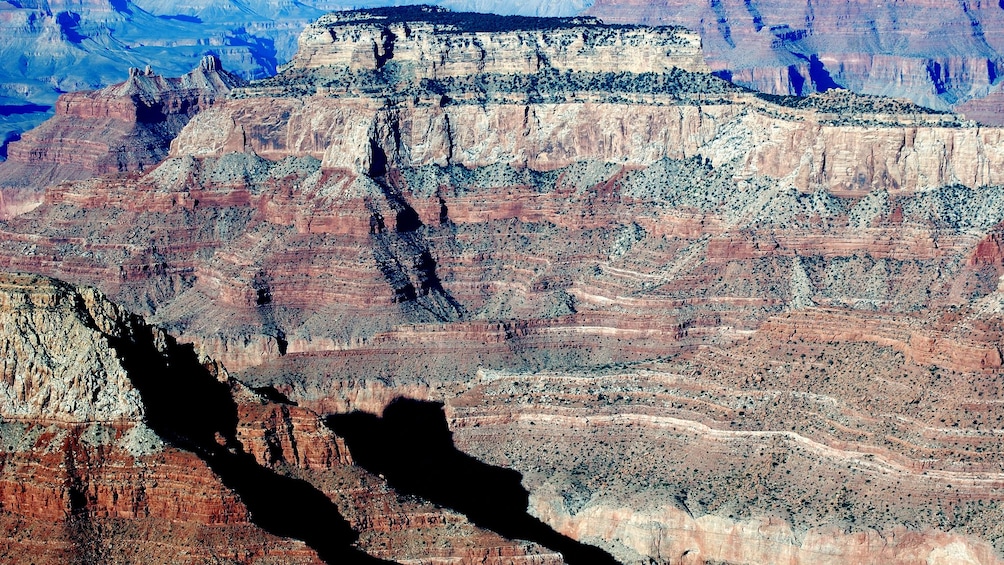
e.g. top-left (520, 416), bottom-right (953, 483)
top-left (0, 272), bottom-right (572, 564)
top-left (0, 55), bottom-right (243, 218)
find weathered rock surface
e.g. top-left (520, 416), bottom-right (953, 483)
top-left (4, 6), bottom-right (1004, 565)
top-left (0, 55), bottom-right (243, 219)
top-left (447, 355), bottom-right (1004, 565)
top-left (0, 272), bottom-right (570, 564)
top-left (290, 6), bottom-right (706, 76)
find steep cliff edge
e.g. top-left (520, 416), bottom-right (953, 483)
top-left (174, 10), bottom-right (985, 196)
top-left (0, 272), bottom-right (572, 564)
top-left (0, 272), bottom-right (326, 563)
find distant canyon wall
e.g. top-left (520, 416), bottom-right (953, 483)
top-left (586, 0), bottom-right (1004, 117)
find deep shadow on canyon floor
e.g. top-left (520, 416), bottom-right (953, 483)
top-left (327, 398), bottom-right (621, 565)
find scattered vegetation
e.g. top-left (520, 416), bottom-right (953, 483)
top-left (316, 5), bottom-right (652, 34)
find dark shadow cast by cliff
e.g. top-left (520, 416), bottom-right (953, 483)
top-left (105, 325), bottom-right (387, 564)
top-left (327, 398), bottom-right (620, 565)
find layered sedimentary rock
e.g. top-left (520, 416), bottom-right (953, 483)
top-left (0, 55), bottom-right (243, 218)
top-left (0, 273), bottom-right (324, 563)
top-left (446, 358), bottom-right (1004, 565)
top-left (290, 6), bottom-right (706, 76)
top-left (0, 272), bottom-right (567, 564)
top-left (0, 0), bottom-right (331, 149)
top-left (586, 0), bottom-right (1004, 115)
top-left (3, 7), bottom-right (1004, 564)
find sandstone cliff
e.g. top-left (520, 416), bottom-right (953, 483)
top-left (174, 8), bottom-right (992, 197)
top-left (290, 6), bottom-right (706, 76)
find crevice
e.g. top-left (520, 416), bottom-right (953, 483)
top-left (327, 398), bottom-right (621, 565)
top-left (367, 175), bottom-right (466, 322)
top-left (808, 54), bottom-right (840, 92)
top-left (252, 271), bottom-right (287, 356)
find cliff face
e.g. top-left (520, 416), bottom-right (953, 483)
top-left (0, 55), bottom-right (242, 219)
top-left (0, 272), bottom-right (568, 564)
top-left (174, 93), bottom-right (1000, 194)
top-left (586, 0), bottom-right (1004, 117)
top-left (291, 8), bottom-right (706, 76)
top-left (0, 272), bottom-right (324, 564)
top-left (5, 6), bottom-right (1004, 565)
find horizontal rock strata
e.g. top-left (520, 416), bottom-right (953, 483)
top-left (0, 272), bottom-right (567, 564)
top-left (0, 55), bottom-right (243, 219)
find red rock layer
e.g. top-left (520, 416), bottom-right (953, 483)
top-left (0, 420), bottom-right (323, 564)
top-left (0, 273), bottom-right (567, 565)
top-left (0, 55), bottom-right (243, 219)
top-left (1, 150), bottom-right (1002, 377)
top-left (958, 84), bottom-right (1004, 126)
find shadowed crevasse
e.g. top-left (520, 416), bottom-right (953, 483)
top-left (327, 398), bottom-right (621, 565)
top-left (102, 318), bottom-right (388, 565)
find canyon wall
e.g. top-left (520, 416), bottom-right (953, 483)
top-left (291, 7), bottom-right (706, 76)
top-left (0, 272), bottom-right (569, 564)
top-left (586, 0), bottom-right (1004, 118)
top-left (174, 93), bottom-right (1002, 195)
top-left (0, 55), bottom-right (242, 218)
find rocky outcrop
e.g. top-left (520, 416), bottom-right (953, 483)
top-left (290, 6), bottom-right (707, 76)
top-left (0, 274), bottom-right (145, 421)
top-left (0, 272), bottom-right (325, 563)
top-left (0, 55), bottom-right (243, 219)
top-left (0, 272), bottom-right (573, 564)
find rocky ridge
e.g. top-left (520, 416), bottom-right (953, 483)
top-left (0, 55), bottom-right (243, 219)
top-left (0, 272), bottom-right (573, 564)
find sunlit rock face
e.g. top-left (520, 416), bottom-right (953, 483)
top-left (3, 6), bottom-right (1004, 564)
top-left (0, 55), bottom-right (243, 218)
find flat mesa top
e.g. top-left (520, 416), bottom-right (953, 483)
top-left (314, 4), bottom-right (656, 33)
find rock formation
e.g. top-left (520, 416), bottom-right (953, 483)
top-left (0, 0), bottom-right (330, 148)
top-left (586, 0), bottom-right (1004, 119)
top-left (3, 6), bottom-right (1004, 565)
top-left (0, 272), bottom-right (573, 564)
top-left (0, 55), bottom-right (243, 218)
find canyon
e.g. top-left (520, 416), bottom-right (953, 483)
top-left (586, 0), bottom-right (1004, 121)
top-left (3, 5), bottom-right (1004, 565)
